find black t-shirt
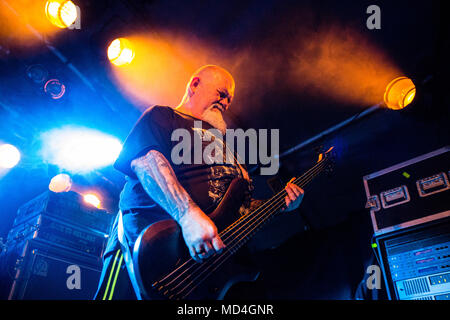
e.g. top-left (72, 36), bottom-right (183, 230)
top-left (114, 105), bottom-right (251, 246)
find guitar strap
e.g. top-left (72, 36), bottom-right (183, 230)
top-left (117, 210), bottom-right (146, 300)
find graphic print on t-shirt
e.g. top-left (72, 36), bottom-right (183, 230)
top-left (192, 126), bottom-right (244, 206)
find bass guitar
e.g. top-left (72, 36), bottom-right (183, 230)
top-left (132, 147), bottom-right (334, 299)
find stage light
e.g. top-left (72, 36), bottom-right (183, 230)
top-left (0, 144), bottom-right (21, 169)
top-left (44, 79), bottom-right (66, 99)
top-left (384, 77), bottom-right (416, 110)
top-left (49, 173), bottom-right (72, 192)
top-left (107, 38), bottom-right (135, 66)
top-left (40, 126), bottom-right (122, 173)
top-left (45, 0), bottom-right (78, 29)
top-left (83, 193), bottom-right (101, 208)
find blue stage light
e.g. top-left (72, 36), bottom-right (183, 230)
top-left (40, 126), bottom-right (122, 173)
top-left (0, 144), bottom-right (21, 169)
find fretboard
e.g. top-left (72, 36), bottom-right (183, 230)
top-left (219, 157), bottom-right (330, 251)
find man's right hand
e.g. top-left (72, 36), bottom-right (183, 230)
top-left (132, 150), bottom-right (225, 263)
top-left (178, 208), bottom-right (226, 263)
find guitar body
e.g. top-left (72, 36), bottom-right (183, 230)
top-left (133, 178), bottom-right (259, 300)
top-left (132, 148), bottom-right (334, 299)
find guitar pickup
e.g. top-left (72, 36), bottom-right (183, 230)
top-left (416, 172), bottom-right (450, 197)
top-left (380, 185), bottom-right (410, 209)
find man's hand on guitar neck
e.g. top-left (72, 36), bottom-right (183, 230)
top-left (282, 177), bottom-right (304, 212)
top-left (131, 150), bottom-right (225, 263)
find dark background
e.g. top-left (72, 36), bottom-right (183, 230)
top-left (0, 0), bottom-right (448, 299)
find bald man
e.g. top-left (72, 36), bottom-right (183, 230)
top-left (95, 65), bottom-right (303, 300)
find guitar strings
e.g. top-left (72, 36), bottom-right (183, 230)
top-left (172, 166), bottom-right (325, 299)
top-left (223, 159), bottom-right (326, 244)
top-left (155, 159), bottom-right (328, 298)
top-left (175, 161), bottom-right (327, 298)
top-left (223, 156), bottom-right (328, 236)
top-left (154, 158), bottom-right (326, 288)
top-left (161, 160), bottom-right (326, 298)
top-left (155, 159), bottom-right (327, 297)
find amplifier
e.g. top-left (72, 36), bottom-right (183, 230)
top-left (6, 214), bottom-right (107, 258)
top-left (14, 191), bottom-right (113, 234)
top-left (7, 239), bottom-right (101, 300)
top-left (364, 146), bottom-right (450, 235)
top-left (374, 217), bottom-right (450, 300)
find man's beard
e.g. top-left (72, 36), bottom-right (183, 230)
top-left (201, 108), bottom-right (227, 135)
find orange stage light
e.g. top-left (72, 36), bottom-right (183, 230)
top-left (107, 34), bottom-right (214, 107)
top-left (0, 0), bottom-right (70, 46)
top-left (45, 0), bottom-right (78, 29)
top-left (384, 77), bottom-right (416, 110)
top-left (107, 38), bottom-right (135, 66)
top-left (83, 193), bottom-right (101, 208)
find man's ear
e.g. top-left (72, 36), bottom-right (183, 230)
top-left (188, 77), bottom-right (200, 96)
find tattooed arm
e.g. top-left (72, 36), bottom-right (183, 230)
top-left (131, 149), bottom-right (225, 262)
